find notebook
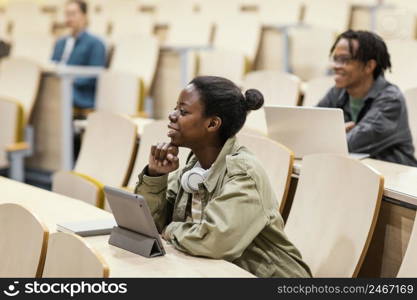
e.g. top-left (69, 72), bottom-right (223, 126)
top-left (57, 218), bottom-right (117, 237)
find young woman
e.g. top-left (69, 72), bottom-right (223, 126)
top-left (135, 76), bottom-right (311, 278)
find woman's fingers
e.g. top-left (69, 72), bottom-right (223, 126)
top-left (167, 153), bottom-right (178, 162)
top-left (159, 143), bottom-right (169, 162)
top-left (149, 143), bottom-right (180, 174)
top-left (167, 145), bottom-right (179, 156)
top-left (150, 144), bottom-right (156, 157)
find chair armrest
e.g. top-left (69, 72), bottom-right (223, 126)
top-left (6, 142), bottom-right (30, 153)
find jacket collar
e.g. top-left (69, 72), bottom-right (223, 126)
top-left (183, 136), bottom-right (239, 193)
top-left (69, 30), bottom-right (87, 43)
top-left (336, 75), bottom-right (387, 106)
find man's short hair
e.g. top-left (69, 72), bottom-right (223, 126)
top-left (67, 0), bottom-right (88, 14)
top-left (330, 30), bottom-right (392, 79)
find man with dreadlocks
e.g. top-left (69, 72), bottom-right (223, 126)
top-left (318, 30), bottom-right (417, 166)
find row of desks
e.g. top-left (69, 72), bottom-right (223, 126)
top-left (3, 153), bottom-right (417, 277)
top-left (293, 158), bottom-right (417, 208)
top-left (0, 176), bottom-right (253, 278)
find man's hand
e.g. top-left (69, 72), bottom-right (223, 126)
top-left (345, 121), bottom-right (356, 133)
top-left (148, 142), bottom-right (179, 176)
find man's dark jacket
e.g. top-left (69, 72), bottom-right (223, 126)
top-left (318, 75), bottom-right (417, 167)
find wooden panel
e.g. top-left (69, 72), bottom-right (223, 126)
top-left (27, 74), bottom-right (62, 171)
top-left (398, 203), bottom-right (417, 276)
top-left (359, 200), bottom-right (415, 277)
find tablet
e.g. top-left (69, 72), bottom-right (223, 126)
top-left (104, 186), bottom-right (165, 255)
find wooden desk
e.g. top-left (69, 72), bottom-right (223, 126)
top-left (0, 177), bottom-right (253, 278)
top-left (27, 65), bottom-right (104, 173)
top-left (363, 158), bottom-right (417, 207)
top-left (45, 64), bottom-right (105, 171)
top-left (293, 158), bottom-right (417, 207)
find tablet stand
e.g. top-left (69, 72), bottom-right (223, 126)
top-left (108, 226), bottom-right (164, 258)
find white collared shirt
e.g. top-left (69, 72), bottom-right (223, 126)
top-left (60, 36), bottom-right (76, 64)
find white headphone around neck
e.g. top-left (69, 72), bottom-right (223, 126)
top-left (181, 167), bottom-right (210, 193)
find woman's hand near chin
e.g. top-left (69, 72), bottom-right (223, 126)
top-left (147, 142), bottom-right (180, 176)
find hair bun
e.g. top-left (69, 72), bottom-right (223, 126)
top-left (244, 89), bottom-right (264, 111)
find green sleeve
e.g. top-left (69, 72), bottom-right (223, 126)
top-left (134, 167), bottom-right (180, 233)
top-left (165, 172), bottom-right (268, 261)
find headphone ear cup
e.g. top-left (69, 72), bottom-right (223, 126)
top-left (181, 170), bottom-right (193, 193)
top-left (181, 167), bottom-right (208, 193)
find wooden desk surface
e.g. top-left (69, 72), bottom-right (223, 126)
top-left (0, 177), bottom-right (254, 278)
top-left (293, 158), bottom-right (417, 207)
top-left (363, 158), bottom-right (417, 207)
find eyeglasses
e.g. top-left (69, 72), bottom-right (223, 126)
top-left (330, 55), bottom-right (354, 66)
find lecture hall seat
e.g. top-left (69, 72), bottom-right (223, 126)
top-left (197, 49), bottom-right (246, 86)
top-left (237, 132), bottom-right (294, 213)
top-left (285, 154), bottom-right (384, 277)
top-left (302, 0), bottom-right (351, 33)
top-left (288, 26), bottom-right (336, 81)
top-left (257, 0), bottom-right (302, 27)
top-left (110, 34), bottom-right (159, 106)
top-left (0, 203), bottom-right (49, 277)
top-left (53, 111), bottom-right (138, 208)
top-left (163, 15), bottom-right (212, 49)
top-left (0, 57), bottom-right (41, 181)
top-left (73, 70), bottom-right (154, 138)
top-left (154, 0), bottom-right (196, 25)
top-left (42, 232), bottom-right (109, 278)
top-left (385, 39), bottom-right (417, 92)
top-left (213, 14), bottom-right (261, 68)
top-left (109, 12), bottom-right (154, 41)
top-left (10, 33), bottom-right (55, 67)
top-left (242, 70), bottom-right (302, 134)
top-left (301, 75), bottom-right (334, 107)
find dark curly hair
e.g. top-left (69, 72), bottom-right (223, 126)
top-left (330, 30), bottom-right (392, 79)
top-left (67, 0), bottom-right (87, 14)
top-left (190, 76), bottom-right (264, 143)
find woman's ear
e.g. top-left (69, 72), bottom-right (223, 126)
top-left (207, 116), bottom-right (222, 132)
